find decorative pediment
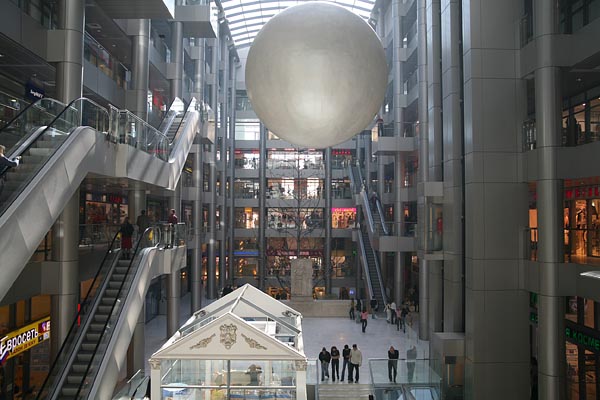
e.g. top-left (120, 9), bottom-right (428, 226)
top-left (152, 313), bottom-right (305, 361)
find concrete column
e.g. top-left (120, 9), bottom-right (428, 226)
top-left (55, 0), bottom-right (84, 103)
top-left (417, 0), bottom-right (430, 341)
top-left (50, 0), bottom-right (84, 360)
top-left (258, 123), bottom-right (267, 290)
top-left (218, 37), bottom-right (229, 291)
top-left (167, 269), bottom-right (181, 337)
top-left (365, 135), bottom-right (372, 189)
top-left (440, 0), bottom-right (464, 333)
top-left (325, 147), bottom-right (332, 294)
top-left (461, 0), bottom-right (530, 397)
top-left (228, 60), bottom-right (238, 286)
top-left (393, 0), bottom-right (406, 307)
top-left (170, 21), bottom-right (184, 101)
top-left (191, 150), bottom-right (203, 312)
top-left (193, 38), bottom-right (205, 99)
top-left (130, 19), bottom-right (150, 120)
top-left (128, 190), bottom-right (146, 224)
top-left (535, 0), bottom-right (566, 397)
top-left (207, 37), bottom-right (219, 299)
top-left (127, 304), bottom-right (145, 376)
top-left (50, 190), bottom-right (80, 360)
top-left (426, 0), bottom-right (444, 337)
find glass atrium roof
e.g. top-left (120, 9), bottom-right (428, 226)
top-left (220, 0), bottom-right (377, 48)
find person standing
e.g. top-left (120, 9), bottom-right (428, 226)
top-left (349, 299), bottom-right (355, 320)
top-left (390, 301), bottom-right (397, 325)
top-left (370, 296), bottom-right (378, 319)
top-left (385, 303), bottom-right (392, 323)
top-left (319, 347), bottom-right (331, 381)
top-left (388, 346), bottom-right (399, 383)
top-left (349, 344), bottom-right (362, 383)
top-left (330, 346), bottom-right (340, 382)
top-left (0, 145), bottom-right (20, 197)
top-left (407, 345), bottom-right (417, 382)
top-left (120, 217), bottom-right (134, 260)
top-left (340, 344), bottom-right (350, 382)
top-left (166, 208), bottom-right (178, 248)
top-left (360, 309), bottom-right (368, 333)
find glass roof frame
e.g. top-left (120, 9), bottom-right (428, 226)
top-left (220, 0), bottom-right (377, 49)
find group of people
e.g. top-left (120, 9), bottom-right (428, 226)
top-left (348, 297), bottom-right (380, 333)
top-left (318, 344), bottom-right (363, 383)
top-left (384, 301), bottom-right (412, 333)
top-left (118, 208), bottom-right (178, 259)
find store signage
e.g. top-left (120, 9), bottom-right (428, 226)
top-left (565, 320), bottom-right (600, 352)
top-left (0, 316), bottom-right (51, 363)
top-left (332, 208), bottom-right (356, 213)
top-left (266, 249), bottom-right (323, 257)
top-left (108, 194), bottom-right (124, 204)
top-left (565, 186), bottom-right (600, 200)
top-left (25, 81), bottom-right (45, 101)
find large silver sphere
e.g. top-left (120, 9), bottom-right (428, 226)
top-left (245, 2), bottom-right (387, 148)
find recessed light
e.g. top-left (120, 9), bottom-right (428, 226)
top-left (0, 53), bottom-right (4, 57)
top-left (576, 78), bottom-right (583, 82)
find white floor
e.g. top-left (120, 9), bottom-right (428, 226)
top-left (143, 293), bottom-right (429, 384)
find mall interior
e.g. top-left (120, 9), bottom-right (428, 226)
top-left (0, 0), bottom-right (599, 399)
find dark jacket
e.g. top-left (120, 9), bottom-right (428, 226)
top-left (388, 349), bottom-right (399, 360)
top-left (120, 222), bottom-right (134, 237)
top-left (342, 347), bottom-right (351, 360)
top-left (319, 350), bottom-right (331, 363)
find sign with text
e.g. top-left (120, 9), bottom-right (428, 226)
top-left (565, 319), bottom-right (600, 352)
top-left (0, 316), bottom-right (51, 363)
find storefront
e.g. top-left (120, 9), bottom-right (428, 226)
top-left (0, 296), bottom-right (52, 399)
top-left (331, 207), bottom-right (356, 229)
top-left (81, 192), bottom-right (129, 226)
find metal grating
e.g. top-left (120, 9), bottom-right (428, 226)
top-left (220, 0), bottom-right (376, 48)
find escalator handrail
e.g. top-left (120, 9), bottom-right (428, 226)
top-left (74, 226), bottom-right (159, 398)
top-left (2, 96), bottom-right (109, 164)
top-left (0, 97), bottom-right (65, 132)
top-left (38, 229), bottom-right (122, 399)
top-left (0, 97), bottom-right (109, 217)
top-left (360, 189), bottom-right (377, 234)
top-left (374, 196), bottom-right (390, 236)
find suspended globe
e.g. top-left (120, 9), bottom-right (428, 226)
top-left (245, 2), bottom-right (388, 148)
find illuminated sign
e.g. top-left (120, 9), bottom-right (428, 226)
top-left (332, 208), bottom-right (356, 213)
top-left (0, 316), bottom-right (50, 363)
top-left (565, 320), bottom-right (600, 352)
top-left (565, 186), bottom-right (600, 200)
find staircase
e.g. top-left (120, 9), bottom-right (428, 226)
top-left (319, 383), bottom-right (372, 400)
top-left (57, 258), bottom-right (130, 398)
top-left (359, 229), bottom-right (386, 309)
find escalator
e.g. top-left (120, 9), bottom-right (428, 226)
top-left (36, 227), bottom-right (161, 399)
top-left (357, 226), bottom-right (387, 309)
top-left (0, 96), bottom-right (202, 302)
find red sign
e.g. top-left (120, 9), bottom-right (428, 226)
top-left (565, 186), bottom-right (600, 200)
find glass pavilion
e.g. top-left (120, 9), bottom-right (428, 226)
top-left (149, 284), bottom-right (308, 400)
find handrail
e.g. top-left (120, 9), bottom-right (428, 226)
top-left (0, 97), bottom-right (109, 215)
top-left (360, 190), bottom-right (377, 234)
top-left (0, 97), bottom-right (64, 131)
top-left (38, 229), bottom-right (122, 399)
top-left (73, 226), bottom-right (157, 398)
top-left (169, 98), bottom-right (198, 147)
top-left (374, 196), bottom-right (390, 236)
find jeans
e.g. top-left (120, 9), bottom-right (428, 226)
top-left (388, 360), bottom-right (398, 382)
top-left (349, 363), bottom-right (359, 382)
top-left (361, 318), bottom-right (367, 332)
top-left (331, 359), bottom-right (339, 381)
top-left (321, 361), bottom-right (330, 380)
top-left (341, 359), bottom-right (349, 380)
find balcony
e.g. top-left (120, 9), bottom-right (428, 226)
top-left (95, 0), bottom-right (175, 19)
top-left (174, 1), bottom-right (219, 38)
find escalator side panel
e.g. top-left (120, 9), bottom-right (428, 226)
top-left (0, 127), bottom-right (96, 300)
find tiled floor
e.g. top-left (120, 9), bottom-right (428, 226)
top-left (143, 293), bottom-right (429, 384)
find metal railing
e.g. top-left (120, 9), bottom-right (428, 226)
top-left (109, 105), bottom-right (169, 159)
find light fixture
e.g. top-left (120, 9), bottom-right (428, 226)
top-left (581, 271), bottom-right (600, 280)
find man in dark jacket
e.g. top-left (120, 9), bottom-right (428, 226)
top-left (388, 346), bottom-right (399, 382)
top-left (318, 347), bottom-right (331, 381)
top-left (340, 344), bottom-right (351, 381)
